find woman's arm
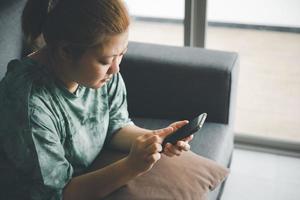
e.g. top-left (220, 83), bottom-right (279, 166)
top-left (63, 125), bottom-right (174, 200)
top-left (63, 156), bottom-right (137, 200)
top-left (63, 121), bottom-right (192, 200)
top-left (63, 125), bottom-right (162, 200)
top-left (63, 126), bottom-right (173, 200)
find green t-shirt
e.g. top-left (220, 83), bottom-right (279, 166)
top-left (0, 57), bottom-right (133, 200)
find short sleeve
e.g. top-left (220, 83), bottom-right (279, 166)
top-left (28, 105), bottom-right (73, 200)
top-left (106, 73), bottom-right (134, 142)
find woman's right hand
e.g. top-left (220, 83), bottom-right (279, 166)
top-left (125, 126), bottom-right (174, 175)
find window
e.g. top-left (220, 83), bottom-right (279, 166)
top-left (125, 0), bottom-right (185, 46)
top-left (125, 0), bottom-right (300, 145)
top-left (206, 0), bottom-right (300, 143)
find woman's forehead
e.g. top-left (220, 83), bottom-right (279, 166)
top-left (95, 32), bottom-right (129, 57)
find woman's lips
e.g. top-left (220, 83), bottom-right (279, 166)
top-left (101, 75), bottom-right (113, 82)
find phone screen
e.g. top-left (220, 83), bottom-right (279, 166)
top-left (162, 113), bottom-right (207, 146)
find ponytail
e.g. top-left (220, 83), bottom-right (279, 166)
top-left (22, 0), bottom-right (49, 46)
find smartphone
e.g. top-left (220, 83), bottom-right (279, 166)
top-left (162, 113), bottom-right (207, 147)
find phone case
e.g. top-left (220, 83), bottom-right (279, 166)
top-left (162, 113), bottom-right (207, 146)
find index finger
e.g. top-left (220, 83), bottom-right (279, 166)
top-left (153, 126), bottom-right (174, 143)
top-left (169, 120), bottom-right (189, 131)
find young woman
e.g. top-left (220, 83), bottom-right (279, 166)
top-left (0, 0), bottom-right (193, 199)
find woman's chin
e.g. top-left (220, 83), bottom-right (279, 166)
top-left (91, 80), bottom-right (107, 89)
top-left (82, 78), bottom-right (110, 89)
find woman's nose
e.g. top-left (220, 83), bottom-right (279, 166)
top-left (108, 56), bottom-right (122, 74)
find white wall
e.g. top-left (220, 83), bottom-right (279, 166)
top-left (125, 0), bottom-right (300, 28)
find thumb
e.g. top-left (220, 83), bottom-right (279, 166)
top-left (154, 126), bottom-right (174, 142)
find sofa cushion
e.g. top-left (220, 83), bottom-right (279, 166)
top-left (89, 149), bottom-right (229, 200)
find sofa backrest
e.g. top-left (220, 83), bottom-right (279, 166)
top-left (121, 42), bottom-right (239, 125)
top-left (0, 0), bottom-right (26, 79)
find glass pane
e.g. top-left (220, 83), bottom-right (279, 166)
top-left (125, 0), bottom-right (185, 46)
top-left (206, 0), bottom-right (300, 142)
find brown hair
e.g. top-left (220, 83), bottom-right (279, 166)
top-left (22, 0), bottom-right (130, 58)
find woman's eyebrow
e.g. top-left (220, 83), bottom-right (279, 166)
top-left (102, 46), bottom-right (128, 58)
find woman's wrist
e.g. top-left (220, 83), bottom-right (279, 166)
top-left (122, 156), bottom-right (143, 177)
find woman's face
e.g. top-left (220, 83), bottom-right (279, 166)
top-left (69, 31), bottom-right (129, 90)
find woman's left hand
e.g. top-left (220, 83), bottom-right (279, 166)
top-left (153, 120), bottom-right (194, 157)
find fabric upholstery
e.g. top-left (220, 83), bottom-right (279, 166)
top-left (0, 0), bottom-right (26, 79)
top-left (120, 42), bottom-right (239, 125)
top-left (88, 149), bottom-right (230, 200)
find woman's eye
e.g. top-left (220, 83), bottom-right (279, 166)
top-left (99, 57), bottom-right (114, 65)
top-left (99, 60), bottom-right (110, 65)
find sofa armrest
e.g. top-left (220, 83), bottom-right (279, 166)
top-left (120, 42), bottom-right (239, 125)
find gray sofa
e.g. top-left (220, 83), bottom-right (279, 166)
top-left (120, 42), bottom-right (239, 200)
top-left (0, 0), bottom-right (239, 199)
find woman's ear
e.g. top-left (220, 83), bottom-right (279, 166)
top-left (57, 42), bottom-right (85, 62)
top-left (57, 42), bottom-right (73, 62)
